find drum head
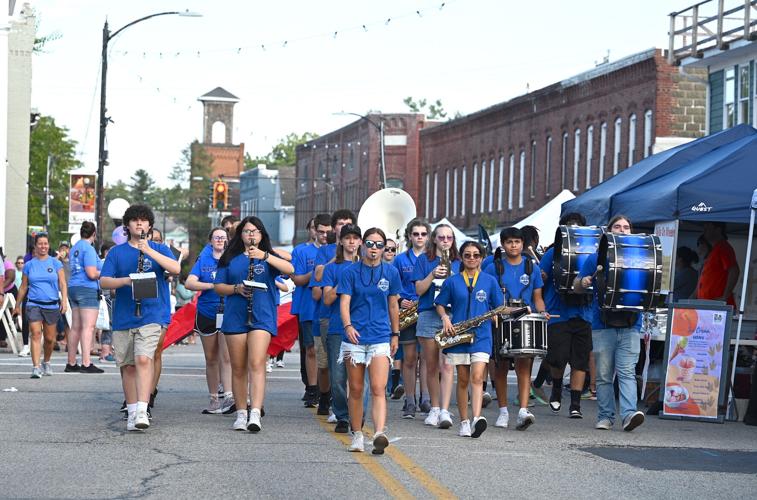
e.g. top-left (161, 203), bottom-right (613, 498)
top-left (598, 232), bottom-right (664, 311)
top-left (553, 225), bottom-right (602, 292)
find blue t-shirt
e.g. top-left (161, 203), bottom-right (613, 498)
top-left (411, 254), bottom-right (461, 312)
top-left (483, 256), bottom-right (543, 308)
top-left (68, 239), bottom-right (99, 289)
top-left (215, 252), bottom-right (281, 335)
top-left (293, 243), bottom-right (319, 321)
top-left (578, 252), bottom-right (641, 331)
top-left (322, 261), bottom-right (355, 335)
top-left (100, 241), bottom-right (175, 330)
top-left (190, 250), bottom-right (222, 319)
top-left (23, 257), bottom-right (63, 309)
top-left (435, 272), bottom-right (503, 355)
top-left (338, 262), bottom-right (401, 345)
top-left (393, 249), bottom-right (422, 301)
top-left (482, 254), bottom-right (495, 270)
top-left (309, 243), bottom-right (337, 323)
top-left (539, 247), bottom-right (588, 325)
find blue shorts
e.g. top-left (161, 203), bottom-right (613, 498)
top-left (68, 286), bottom-right (100, 309)
top-left (416, 310), bottom-right (442, 339)
top-left (300, 320), bottom-right (314, 348)
top-left (27, 306), bottom-right (61, 325)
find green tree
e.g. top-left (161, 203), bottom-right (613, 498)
top-left (403, 96), bottom-right (460, 120)
top-left (128, 169), bottom-right (157, 205)
top-left (28, 116), bottom-right (81, 244)
top-left (104, 179), bottom-right (130, 207)
top-left (245, 132), bottom-right (319, 170)
top-left (184, 141), bottom-right (214, 263)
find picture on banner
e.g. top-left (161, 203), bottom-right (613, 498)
top-left (69, 174), bottom-right (96, 234)
top-left (654, 220), bottom-right (676, 294)
top-left (663, 307), bottom-right (728, 420)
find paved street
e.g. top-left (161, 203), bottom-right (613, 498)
top-left (1, 345), bottom-right (755, 499)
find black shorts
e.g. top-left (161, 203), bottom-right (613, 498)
top-left (545, 318), bottom-right (592, 371)
top-left (195, 312), bottom-right (219, 336)
top-left (399, 324), bottom-right (417, 345)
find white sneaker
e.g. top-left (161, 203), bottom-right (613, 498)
top-left (126, 414), bottom-right (138, 431)
top-left (266, 360), bottom-right (273, 373)
top-left (458, 419), bottom-right (472, 437)
top-left (276, 360), bottom-right (285, 368)
top-left (495, 410), bottom-right (509, 428)
top-left (327, 411), bottom-right (337, 423)
top-left (471, 416), bottom-right (487, 438)
top-left (516, 409), bottom-right (535, 431)
top-left (233, 410), bottom-right (248, 431)
top-left (595, 418), bottom-right (613, 430)
top-left (18, 345), bottom-right (30, 357)
top-left (41, 362), bottom-right (53, 376)
top-left (424, 407), bottom-right (441, 426)
top-left (30, 366), bottom-right (42, 379)
top-left (438, 409), bottom-right (453, 429)
top-left (247, 408), bottom-right (262, 432)
top-left (349, 431), bottom-right (365, 452)
top-left (135, 410), bottom-right (150, 430)
top-left (202, 397), bottom-right (222, 415)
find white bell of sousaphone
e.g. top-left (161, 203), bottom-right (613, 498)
top-left (357, 188), bottom-right (417, 248)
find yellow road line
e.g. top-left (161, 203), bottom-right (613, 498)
top-left (313, 413), bottom-right (414, 500)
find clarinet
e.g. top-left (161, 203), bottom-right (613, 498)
top-left (246, 241), bottom-right (256, 327)
top-left (135, 231), bottom-right (146, 318)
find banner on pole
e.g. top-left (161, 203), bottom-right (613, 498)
top-left (68, 174), bottom-right (96, 233)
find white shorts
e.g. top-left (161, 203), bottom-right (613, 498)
top-left (445, 352), bottom-right (490, 366)
top-left (338, 342), bottom-right (392, 366)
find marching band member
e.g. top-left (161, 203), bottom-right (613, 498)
top-left (483, 227), bottom-right (547, 431)
top-left (289, 217), bottom-right (314, 389)
top-left (412, 224), bottom-right (460, 429)
top-left (186, 227), bottom-right (235, 415)
top-left (322, 224), bottom-right (362, 433)
top-left (339, 227), bottom-right (401, 454)
top-left (539, 213), bottom-right (592, 419)
top-left (99, 204), bottom-right (179, 431)
top-left (435, 241), bottom-right (502, 438)
top-left (574, 215), bottom-right (645, 432)
top-left (393, 218), bottom-right (431, 418)
top-left (214, 216), bottom-right (294, 432)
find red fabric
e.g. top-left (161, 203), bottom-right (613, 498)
top-left (697, 240), bottom-right (737, 306)
top-left (162, 296), bottom-right (198, 349)
top-left (268, 301), bottom-right (298, 357)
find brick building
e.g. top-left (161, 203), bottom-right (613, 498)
top-left (419, 48), bottom-right (707, 232)
top-left (294, 113), bottom-right (430, 241)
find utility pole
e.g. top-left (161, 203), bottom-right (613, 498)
top-left (44, 155), bottom-right (53, 231)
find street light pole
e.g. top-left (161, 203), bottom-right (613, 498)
top-left (95, 10), bottom-right (201, 241)
top-left (334, 112), bottom-right (386, 189)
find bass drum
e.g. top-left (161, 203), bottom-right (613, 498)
top-left (495, 314), bottom-right (548, 358)
top-left (553, 225), bottom-right (603, 293)
top-left (597, 233), bottom-right (664, 311)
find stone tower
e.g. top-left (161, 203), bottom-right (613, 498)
top-left (198, 87), bottom-right (240, 145)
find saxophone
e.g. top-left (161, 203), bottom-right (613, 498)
top-left (398, 301), bottom-right (418, 330)
top-left (440, 249), bottom-right (451, 278)
top-left (434, 304), bottom-right (528, 348)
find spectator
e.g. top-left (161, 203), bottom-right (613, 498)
top-left (673, 246), bottom-right (699, 300)
top-left (98, 242), bottom-right (115, 362)
top-left (696, 222), bottom-right (739, 306)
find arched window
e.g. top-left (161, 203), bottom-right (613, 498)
top-left (573, 128), bottom-right (581, 191)
top-left (472, 162), bottom-right (478, 215)
top-left (599, 122), bottom-right (607, 183)
top-left (529, 141), bottom-right (537, 199)
top-left (424, 172), bottom-right (430, 218)
top-left (586, 125), bottom-right (594, 189)
top-left (519, 150), bottom-right (526, 209)
top-left (497, 156), bottom-right (504, 211)
top-left (545, 136), bottom-right (552, 196)
top-left (613, 117), bottom-right (622, 175)
top-left (461, 165), bottom-right (467, 216)
top-left (628, 113), bottom-right (637, 167)
top-left (445, 169), bottom-right (450, 217)
top-left (211, 121), bottom-right (226, 143)
top-left (488, 159), bottom-right (495, 212)
top-left (479, 161), bottom-right (486, 214)
top-left (561, 132), bottom-right (569, 190)
top-left (452, 167), bottom-right (458, 217)
top-left (643, 110), bottom-right (653, 158)
top-left (508, 154), bottom-right (515, 211)
top-left (433, 171), bottom-right (439, 219)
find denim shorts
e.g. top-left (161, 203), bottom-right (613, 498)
top-left (300, 320), bottom-right (314, 348)
top-left (68, 286), bottom-right (100, 309)
top-left (27, 306), bottom-right (61, 325)
top-left (416, 309), bottom-right (443, 339)
top-left (338, 342), bottom-right (392, 366)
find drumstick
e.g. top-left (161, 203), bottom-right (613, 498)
top-left (527, 245), bottom-right (540, 264)
top-left (591, 264), bottom-right (604, 278)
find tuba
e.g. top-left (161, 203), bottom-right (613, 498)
top-left (435, 305), bottom-right (528, 348)
top-left (357, 188), bottom-right (416, 249)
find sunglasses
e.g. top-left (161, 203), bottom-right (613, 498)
top-left (436, 235), bottom-right (453, 241)
top-left (412, 231), bottom-right (428, 237)
top-left (364, 241), bottom-right (385, 249)
top-left (462, 253), bottom-right (482, 259)
top-left (385, 247), bottom-right (397, 253)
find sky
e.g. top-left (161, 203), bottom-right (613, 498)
top-left (29, 0), bottom-right (681, 189)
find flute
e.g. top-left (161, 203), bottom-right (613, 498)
top-left (135, 231), bottom-right (146, 318)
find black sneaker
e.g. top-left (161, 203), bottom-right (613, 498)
top-left (402, 400), bottom-right (417, 419)
top-left (391, 384), bottom-right (405, 400)
top-left (317, 393), bottom-right (331, 415)
top-left (147, 407), bottom-right (152, 420)
top-left (149, 388), bottom-right (158, 408)
top-left (569, 405), bottom-right (583, 419)
top-left (80, 363), bottom-right (104, 373)
top-left (304, 388), bottom-right (318, 408)
top-left (222, 403), bottom-right (237, 415)
top-left (334, 420), bottom-right (349, 433)
top-left (549, 391), bottom-right (562, 413)
top-left (64, 363), bottom-right (80, 373)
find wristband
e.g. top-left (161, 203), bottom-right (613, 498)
top-left (390, 332), bottom-right (400, 337)
top-left (264, 251), bottom-right (270, 261)
top-left (344, 324), bottom-right (352, 330)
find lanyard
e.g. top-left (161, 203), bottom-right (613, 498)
top-left (462, 270), bottom-right (479, 320)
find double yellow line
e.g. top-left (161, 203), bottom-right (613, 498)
top-left (312, 412), bottom-right (457, 499)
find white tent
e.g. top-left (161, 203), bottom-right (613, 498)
top-left (431, 217), bottom-right (473, 244)
top-left (490, 189), bottom-right (576, 250)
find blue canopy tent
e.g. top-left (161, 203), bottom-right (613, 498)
top-left (561, 125), bottom-right (757, 225)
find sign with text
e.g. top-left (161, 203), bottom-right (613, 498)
top-left (660, 302), bottom-right (732, 423)
top-left (654, 220), bottom-right (677, 294)
top-left (69, 174), bottom-right (96, 228)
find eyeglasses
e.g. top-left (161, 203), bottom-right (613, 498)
top-left (212, 236), bottom-right (227, 241)
top-left (462, 253), bottom-right (482, 259)
top-left (412, 231), bottom-right (428, 237)
top-left (385, 247), bottom-right (397, 253)
top-left (436, 235), bottom-right (453, 241)
top-left (242, 229), bottom-right (261, 235)
top-left (364, 241), bottom-right (385, 249)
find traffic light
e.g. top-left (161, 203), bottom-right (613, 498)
top-left (212, 180), bottom-right (228, 210)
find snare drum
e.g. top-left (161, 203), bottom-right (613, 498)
top-left (495, 314), bottom-right (548, 358)
top-left (597, 233), bottom-right (664, 311)
top-left (553, 225), bottom-right (603, 293)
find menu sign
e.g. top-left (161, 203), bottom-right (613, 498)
top-left (661, 303), bottom-right (732, 423)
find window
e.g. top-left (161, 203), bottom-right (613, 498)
top-left (519, 150), bottom-right (525, 209)
top-left (461, 165), bottom-right (467, 216)
top-left (643, 110), bottom-right (653, 158)
top-left (739, 65), bottom-right (750, 125)
top-left (586, 125), bottom-right (594, 189)
top-left (479, 161), bottom-right (486, 214)
top-left (573, 128), bottom-right (581, 191)
top-left (424, 172), bottom-right (430, 217)
top-left (508, 154), bottom-right (514, 210)
top-left (488, 159), bottom-right (495, 212)
top-left (445, 169), bottom-right (450, 217)
top-left (628, 114), bottom-right (637, 167)
top-left (433, 171), bottom-right (438, 219)
top-left (529, 141), bottom-right (537, 199)
top-left (497, 156), bottom-right (504, 211)
top-left (386, 178), bottom-right (404, 189)
top-left (599, 122), bottom-right (607, 183)
top-left (545, 136), bottom-right (552, 196)
top-left (452, 168), bottom-right (458, 217)
top-left (725, 67), bottom-right (736, 128)
top-left (613, 118), bottom-right (622, 175)
top-left (472, 162), bottom-right (478, 215)
top-left (561, 133), bottom-right (568, 189)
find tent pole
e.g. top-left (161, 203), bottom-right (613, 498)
top-left (729, 189), bottom-right (757, 413)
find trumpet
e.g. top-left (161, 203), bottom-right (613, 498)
top-left (434, 305), bottom-right (528, 348)
top-left (398, 301), bottom-right (418, 330)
